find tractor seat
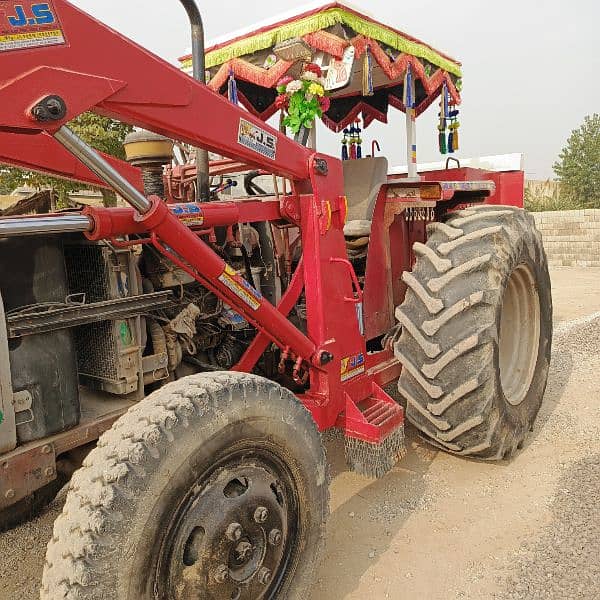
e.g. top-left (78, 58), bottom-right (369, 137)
top-left (342, 157), bottom-right (389, 236)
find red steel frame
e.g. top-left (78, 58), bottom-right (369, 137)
top-left (0, 1), bottom-right (523, 442)
top-left (0, 0), bottom-right (408, 440)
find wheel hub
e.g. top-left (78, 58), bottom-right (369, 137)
top-left (158, 460), bottom-right (294, 600)
top-left (499, 263), bottom-right (541, 406)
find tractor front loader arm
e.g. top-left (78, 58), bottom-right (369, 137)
top-left (0, 0), bottom-right (408, 490)
top-left (0, 0), bottom-right (335, 369)
top-left (0, 0), bottom-right (402, 452)
top-left (0, 130), bottom-right (144, 191)
top-left (0, 0), bottom-right (313, 182)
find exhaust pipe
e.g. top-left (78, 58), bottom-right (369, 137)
top-left (178, 0), bottom-right (210, 202)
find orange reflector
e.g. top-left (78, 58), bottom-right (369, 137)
top-left (419, 184), bottom-right (442, 200)
top-left (341, 195), bottom-right (348, 224)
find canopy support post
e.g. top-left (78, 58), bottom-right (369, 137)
top-left (308, 125), bottom-right (317, 149)
top-left (405, 70), bottom-right (418, 180)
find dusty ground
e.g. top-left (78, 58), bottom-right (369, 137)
top-left (0, 266), bottom-right (598, 600)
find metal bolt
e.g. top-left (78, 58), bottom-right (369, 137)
top-left (226, 522), bottom-right (243, 542)
top-left (46, 98), bottom-right (63, 117)
top-left (268, 529), bottom-right (282, 547)
top-left (213, 564), bottom-right (229, 583)
top-left (254, 506), bottom-right (268, 524)
top-left (319, 351), bottom-right (334, 366)
top-left (31, 105), bottom-right (46, 121)
top-left (41, 445), bottom-right (52, 455)
top-left (32, 95), bottom-right (67, 122)
top-left (234, 540), bottom-right (253, 562)
top-left (5, 489), bottom-right (15, 500)
top-left (257, 567), bottom-right (272, 585)
top-left (44, 467), bottom-right (54, 477)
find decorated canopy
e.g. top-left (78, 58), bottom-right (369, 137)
top-left (180, 1), bottom-right (462, 132)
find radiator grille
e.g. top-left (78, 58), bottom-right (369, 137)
top-left (64, 243), bottom-right (139, 395)
top-left (64, 245), bottom-right (113, 302)
top-left (74, 321), bottom-right (120, 380)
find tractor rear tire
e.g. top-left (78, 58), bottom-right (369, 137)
top-left (41, 373), bottom-right (328, 600)
top-left (394, 205), bottom-right (552, 459)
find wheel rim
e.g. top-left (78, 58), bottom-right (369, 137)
top-left (155, 447), bottom-right (299, 600)
top-left (498, 263), bottom-right (541, 406)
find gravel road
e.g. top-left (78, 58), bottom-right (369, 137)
top-left (0, 266), bottom-right (598, 600)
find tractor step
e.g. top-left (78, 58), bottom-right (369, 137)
top-left (341, 384), bottom-right (406, 478)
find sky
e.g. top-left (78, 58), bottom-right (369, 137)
top-left (73, 0), bottom-right (600, 179)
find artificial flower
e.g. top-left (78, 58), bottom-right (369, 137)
top-left (276, 75), bottom-right (293, 93)
top-left (277, 75), bottom-right (293, 88)
top-left (301, 71), bottom-right (319, 82)
top-left (275, 94), bottom-right (289, 110)
top-left (318, 96), bottom-right (331, 112)
top-left (308, 82), bottom-right (325, 97)
top-left (304, 63), bottom-right (322, 77)
top-left (286, 80), bottom-right (303, 94)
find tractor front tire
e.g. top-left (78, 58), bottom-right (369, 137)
top-left (394, 205), bottom-right (552, 459)
top-left (41, 373), bottom-right (328, 600)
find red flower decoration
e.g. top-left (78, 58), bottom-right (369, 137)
top-left (319, 96), bottom-right (331, 112)
top-left (304, 63), bottom-right (322, 77)
top-left (275, 94), bottom-right (289, 110)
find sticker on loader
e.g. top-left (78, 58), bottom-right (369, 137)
top-left (0, 1), bottom-right (66, 52)
top-left (218, 265), bottom-right (263, 310)
top-left (238, 118), bottom-right (277, 160)
top-left (171, 203), bottom-right (204, 226)
top-left (340, 352), bottom-right (365, 381)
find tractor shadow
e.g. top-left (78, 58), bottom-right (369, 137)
top-left (312, 425), bottom-right (439, 599)
top-left (518, 332), bottom-right (574, 453)
top-left (312, 340), bottom-right (574, 598)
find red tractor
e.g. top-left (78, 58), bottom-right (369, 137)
top-left (0, 1), bottom-right (551, 598)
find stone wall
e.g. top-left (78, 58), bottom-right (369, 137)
top-left (532, 210), bottom-right (600, 267)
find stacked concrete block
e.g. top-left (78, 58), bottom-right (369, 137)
top-left (532, 210), bottom-right (600, 267)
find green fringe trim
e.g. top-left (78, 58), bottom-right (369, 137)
top-left (181, 8), bottom-right (462, 77)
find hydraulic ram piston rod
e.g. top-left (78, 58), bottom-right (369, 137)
top-left (54, 126), bottom-right (152, 214)
top-left (0, 214), bottom-right (92, 238)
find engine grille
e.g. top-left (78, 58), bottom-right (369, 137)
top-left (65, 245), bottom-right (122, 302)
top-left (74, 320), bottom-right (120, 380)
top-left (64, 243), bottom-right (140, 395)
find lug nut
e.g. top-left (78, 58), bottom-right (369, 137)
top-left (5, 489), bottom-right (15, 500)
top-left (268, 529), bottom-right (282, 546)
top-left (213, 563), bottom-right (229, 583)
top-left (44, 467), bottom-right (54, 477)
top-left (226, 522), bottom-right (243, 542)
top-left (41, 445), bottom-right (52, 455)
top-left (234, 540), bottom-right (253, 562)
top-left (257, 567), bottom-right (272, 585)
top-left (254, 506), bottom-right (268, 524)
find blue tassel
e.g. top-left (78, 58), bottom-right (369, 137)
top-left (356, 144), bottom-right (362, 159)
top-left (447, 131), bottom-right (454, 153)
top-left (404, 64), bottom-right (414, 109)
top-left (443, 83), bottom-right (449, 120)
top-left (228, 68), bottom-right (238, 105)
top-left (341, 130), bottom-right (349, 160)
